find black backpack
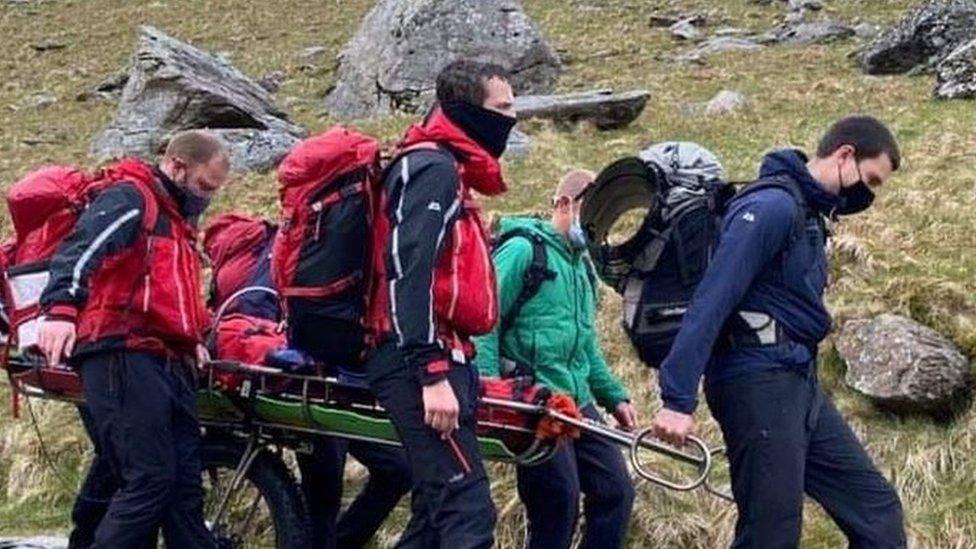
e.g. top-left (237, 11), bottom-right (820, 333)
top-left (581, 143), bottom-right (820, 369)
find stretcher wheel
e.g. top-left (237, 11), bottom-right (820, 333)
top-left (202, 435), bottom-right (312, 548)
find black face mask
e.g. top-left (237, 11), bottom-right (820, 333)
top-left (441, 101), bottom-right (517, 159)
top-left (835, 160), bottom-right (875, 216)
top-left (837, 181), bottom-right (875, 215)
top-left (182, 190), bottom-right (212, 220)
top-left (158, 167), bottom-right (212, 221)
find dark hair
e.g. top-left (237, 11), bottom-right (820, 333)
top-left (816, 115), bottom-right (901, 171)
top-left (435, 59), bottom-right (511, 106)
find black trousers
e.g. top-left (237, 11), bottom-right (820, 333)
top-left (365, 342), bottom-right (496, 549)
top-left (297, 436), bottom-right (412, 549)
top-left (705, 369), bottom-right (906, 549)
top-left (290, 314), bottom-right (412, 549)
top-left (68, 405), bottom-right (119, 549)
top-left (516, 405), bottom-right (635, 549)
top-left (79, 351), bottom-right (214, 549)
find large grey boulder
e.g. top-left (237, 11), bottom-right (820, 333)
top-left (514, 89), bottom-right (649, 130)
top-left (836, 314), bottom-right (972, 417)
top-left (324, 0), bottom-right (561, 119)
top-left (935, 38), bottom-right (976, 99)
top-left (91, 26), bottom-right (305, 173)
top-left (857, 0), bottom-right (976, 75)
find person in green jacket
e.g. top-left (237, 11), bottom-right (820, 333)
top-left (474, 169), bottom-right (637, 549)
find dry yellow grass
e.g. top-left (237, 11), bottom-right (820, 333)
top-left (0, 0), bottom-right (974, 547)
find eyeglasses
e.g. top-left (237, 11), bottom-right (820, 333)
top-left (551, 193), bottom-right (585, 208)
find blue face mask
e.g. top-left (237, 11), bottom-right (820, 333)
top-left (568, 220), bottom-right (588, 250)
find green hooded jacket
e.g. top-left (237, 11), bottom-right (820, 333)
top-left (473, 216), bottom-right (629, 411)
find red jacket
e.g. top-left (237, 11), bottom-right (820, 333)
top-left (41, 160), bottom-right (207, 357)
top-left (368, 108), bottom-right (503, 383)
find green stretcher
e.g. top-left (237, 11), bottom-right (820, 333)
top-left (2, 349), bottom-right (731, 501)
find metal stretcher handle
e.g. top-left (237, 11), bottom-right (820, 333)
top-left (480, 397), bottom-right (732, 500)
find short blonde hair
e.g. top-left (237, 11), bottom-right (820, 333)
top-left (163, 130), bottom-right (228, 167)
top-left (554, 169), bottom-right (596, 202)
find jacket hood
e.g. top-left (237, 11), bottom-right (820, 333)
top-left (397, 107), bottom-right (508, 196)
top-left (758, 149), bottom-right (839, 216)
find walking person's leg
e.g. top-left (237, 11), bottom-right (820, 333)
top-left (366, 343), bottom-right (495, 549)
top-left (84, 352), bottom-right (183, 548)
top-left (574, 406), bottom-right (635, 549)
top-left (68, 403), bottom-right (120, 549)
top-left (516, 442), bottom-right (580, 549)
top-left (296, 436), bottom-right (347, 549)
top-left (705, 370), bottom-right (812, 549)
top-left (159, 359), bottom-right (216, 549)
top-left (803, 390), bottom-right (906, 548)
top-left (337, 440), bottom-right (412, 549)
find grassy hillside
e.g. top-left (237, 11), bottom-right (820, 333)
top-left (1, 0), bottom-right (975, 546)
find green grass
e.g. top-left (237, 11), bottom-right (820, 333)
top-left (1, 0), bottom-right (975, 546)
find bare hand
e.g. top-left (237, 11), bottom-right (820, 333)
top-left (613, 401), bottom-right (638, 432)
top-left (651, 408), bottom-right (696, 447)
top-left (37, 319), bottom-right (76, 366)
top-left (423, 378), bottom-right (460, 438)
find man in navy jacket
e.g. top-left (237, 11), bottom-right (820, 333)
top-left (651, 116), bottom-right (907, 548)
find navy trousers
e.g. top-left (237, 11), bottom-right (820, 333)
top-left (705, 369), bottom-right (906, 549)
top-left (365, 342), bottom-right (496, 549)
top-left (516, 404), bottom-right (635, 549)
top-left (297, 436), bottom-right (412, 549)
top-left (79, 351), bottom-right (214, 549)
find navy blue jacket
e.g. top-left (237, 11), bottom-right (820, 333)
top-left (658, 149), bottom-right (839, 414)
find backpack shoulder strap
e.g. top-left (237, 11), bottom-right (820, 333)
top-left (92, 163), bottom-right (162, 234)
top-left (736, 175), bottom-right (812, 243)
top-left (495, 228), bottom-right (556, 333)
top-left (582, 253), bottom-right (599, 301)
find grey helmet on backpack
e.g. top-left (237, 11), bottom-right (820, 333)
top-left (580, 141), bottom-right (734, 368)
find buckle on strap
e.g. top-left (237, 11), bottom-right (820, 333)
top-left (450, 348), bottom-right (467, 365)
top-left (727, 311), bottom-right (787, 348)
top-left (310, 181), bottom-right (365, 212)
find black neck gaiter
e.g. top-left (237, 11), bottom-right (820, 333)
top-left (441, 101), bottom-right (517, 159)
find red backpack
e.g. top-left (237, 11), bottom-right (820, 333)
top-left (203, 213), bottom-right (279, 319)
top-left (203, 213), bottom-right (286, 378)
top-left (271, 126), bottom-right (383, 356)
top-left (212, 313), bottom-right (286, 369)
top-left (2, 163), bottom-right (158, 352)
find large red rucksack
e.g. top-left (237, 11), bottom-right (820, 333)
top-left (1, 163), bottom-right (158, 352)
top-left (271, 126), bottom-right (383, 362)
top-left (203, 213), bottom-right (286, 383)
top-left (203, 213), bottom-right (279, 320)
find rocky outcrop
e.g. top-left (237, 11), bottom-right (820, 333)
top-left (324, 0), bottom-right (561, 119)
top-left (935, 38), bottom-right (976, 99)
top-left (836, 314), bottom-right (972, 418)
top-left (857, 0), bottom-right (976, 75)
top-left (91, 26), bottom-right (305, 173)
